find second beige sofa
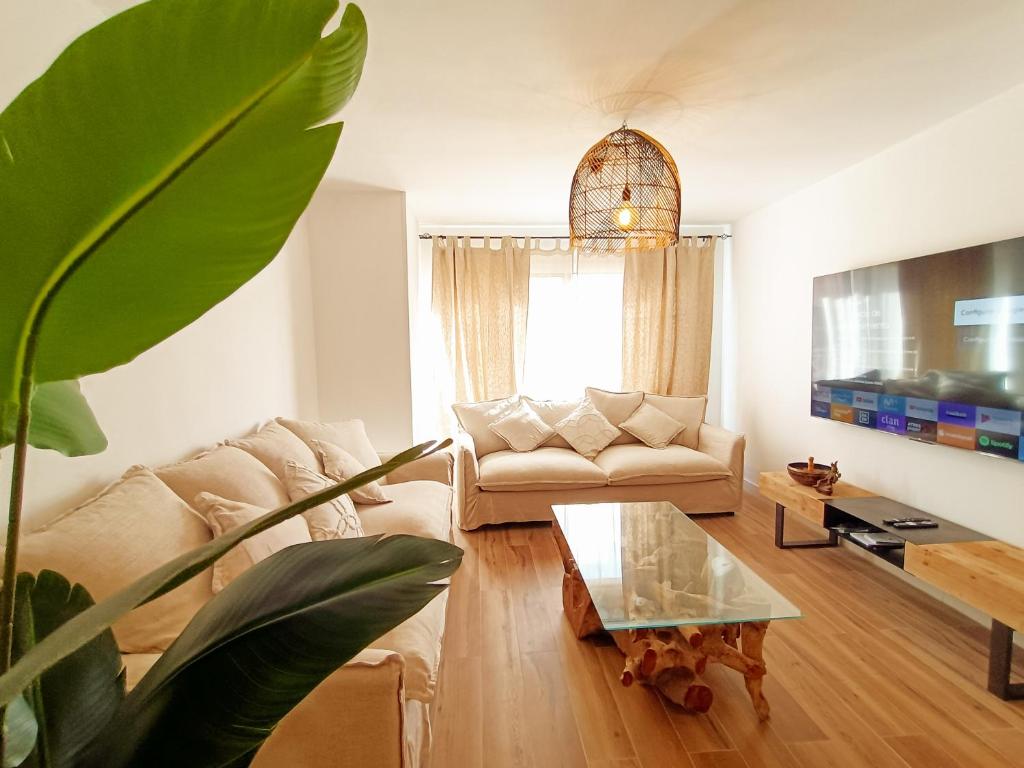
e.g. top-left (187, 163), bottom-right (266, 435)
top-left (453, 391), bottom-right (746, 530)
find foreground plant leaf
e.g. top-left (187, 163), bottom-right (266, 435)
top-left (81, 535), bottom-right (462, 767)
top-left (1, 696), bottom-right (36, 768)
top-left (11, 572), bottom-right (124, 767)
top-left (21, 382), bottom-right (107, 457)
top-left (0, 0), bottom-right (368, 445)
top-left (0, 439), bottom-right (449, 708)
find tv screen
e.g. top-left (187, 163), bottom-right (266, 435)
top-left (811, 236), bottom-right (1024, 462)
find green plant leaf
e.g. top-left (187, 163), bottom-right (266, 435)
top-left (0, 440), bottom-right (450, 709)
top-left (0, 0), bottom-right (368, 443)
top-left (82, 535), bottom-right (462, 767)
top-left (1, 696), bottom-right (36, 768)
top-left (11, 572), bottom-right (124, 767)
top-left (15, 382), bottom-right (107, 457)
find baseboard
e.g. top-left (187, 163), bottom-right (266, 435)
top-left (741, 479), bottom-right (1024, 651)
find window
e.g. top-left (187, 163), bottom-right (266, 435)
top-left (522, 248), bottom-right (624, 400)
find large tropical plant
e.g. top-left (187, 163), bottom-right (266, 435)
top-left (0, 0), bottom-right (462, 765)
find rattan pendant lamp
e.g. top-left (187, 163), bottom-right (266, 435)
top-left (569, 123), bottom-right (681, 252)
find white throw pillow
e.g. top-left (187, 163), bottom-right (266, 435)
top-left (555, 399), bottom-right (622, 460)
top-left (641, 394), bottom-right (707, 450)
top-left (283, 461), bottom-right (364, 541)
top-left (488, 400), bottom-right (555, 452)
top-left (451, 395), bottom-right (520, 457)
top-left (619, 401), bottom-right (685, 449)
top-left (584, 387), bottom-right (644, 445)
top-left (314, 439), bottom-right (392, 505)
top-left (193, 492), bottom-right (312, 593)
top-left (522, 396), bottom-right (578, 449)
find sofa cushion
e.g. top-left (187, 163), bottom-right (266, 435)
top-left (315, 439), bottom-right (392, 505)
top-left (156, 445), bottom-right (289, 510)
top-left (277, 417), bottom-right (381, 471)
top-left (283, 461), bottom-right (364, 541)
top-left (477, 447), bottom-right (609, 492)
top-left (523, 396), bottom-right (577, 449)
top-left (194, 493), bottom-right (311, 592)
top-left (593, 444), bottom-right (731, 486)
top-left (555, 399), bottom-right (621, 460)
top-left (357, 480), bottom-right (452, 543)
top-left (585, 387), bottom-right (643, 445)
top-left (641, 394), bottom-right (707, 450)
top-left (620, 401), bottom-right (684, 449)
top-left (226, 421), bottom-right (319, 483)
top-left (17, 466), bottom-right (212, 653)
top-left (451, 395), bottom-right (519, 458)
top-left (489, 400), bottom-right (554, 452)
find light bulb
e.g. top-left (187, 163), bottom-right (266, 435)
top-left (614, 200), bottom-right (637, 232)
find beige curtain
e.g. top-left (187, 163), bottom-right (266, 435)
top-left (431, 236), bottom-right (530, 403)
top-left (621, 236), bottom-right (717, 396)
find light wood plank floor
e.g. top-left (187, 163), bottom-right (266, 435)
top-left (431, 490), bottom-right (1024, 768)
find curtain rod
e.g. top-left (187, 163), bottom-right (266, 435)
top-left (418, 232), bottom-right (731, 240)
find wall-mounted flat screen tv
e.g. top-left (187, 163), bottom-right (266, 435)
top-left (811, 236), bottom-right (1024, 462)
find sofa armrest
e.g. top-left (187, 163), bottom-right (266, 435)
top-left (453, 431), bottom-right (481, 530)
top-left (254, 649), bottom-right (408, 768)
top-left (698, 423), bottom-right (745, 481)
top-left (379, 448), bottom-right (454, 487)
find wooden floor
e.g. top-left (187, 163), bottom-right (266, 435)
top-left (431, 490), bottom-right (1024, 768)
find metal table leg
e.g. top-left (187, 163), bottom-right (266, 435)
top-left (989, 619), bottom-right (1024, 700)
top-left (774, 503), bottom-right (839, 549)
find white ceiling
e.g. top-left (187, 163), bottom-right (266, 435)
top-left (91, 0), bottom-right (1024, 224)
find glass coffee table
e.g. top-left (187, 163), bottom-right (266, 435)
top-left (552, 501), bottom-right (801, 720)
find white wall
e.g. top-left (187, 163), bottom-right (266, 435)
top-left (305, 187), bottom-right (415, 453)
top-left (731, 82), bottom-right (1024, 546)
top-left (0, 1), bottom-right (320, 527)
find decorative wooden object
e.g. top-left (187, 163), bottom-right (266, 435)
top-left (568, 125), bottom-right (681, 252)
top-left (552, 522), bottom-right (773, 719)
top-left (786, 456), bottom-right (842, 494)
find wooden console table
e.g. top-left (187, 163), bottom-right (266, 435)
top-left (758, 471), bottom-right (1023, 700)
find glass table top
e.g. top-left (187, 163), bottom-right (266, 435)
top-left (552, 501), bottom-right (802, 631)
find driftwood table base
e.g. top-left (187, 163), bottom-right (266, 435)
top-left (554, 524), bottom-right (772, 720)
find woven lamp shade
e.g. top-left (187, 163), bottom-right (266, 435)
top-left (569, 126), bottom-right (681, 252)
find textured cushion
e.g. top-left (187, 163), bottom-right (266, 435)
top-left (277, 417), bottom-right (381, 470)
top-left (477, 447), bottom-right (609, 491)
top-left (315, 439), bottom-right (392, 505)
top-left (555, 399), bottom-right (621, 459)
top-left (451, 395), bottom-right (520, 458)
top-left (641, 394), bottom-right (707, 450)
top-left (357, 480), bottom-right (453, 543)
top-left (522, 396), bottom-right (577, 449)
top-left (593, 444), bottom-right (731, 486)
top-left (488, 400), bottom-right (554, 452)
top-left (620, 402), bottom-right (684, 449)
top-left (585, 387), bottom-right (644, 445)
top-left (194, 493), bottom-right (311, 592)
top-left (226, 421), bottom-right (319, 483)
top-left (283, 461), bottom-right (364, 541)
top-left (156, 445), bottom-right (289, 510)
top-left (17, 466), bottom-right (212, 653)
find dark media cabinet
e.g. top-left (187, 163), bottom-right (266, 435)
top-left (759, 471), bottom-right (1023, 701)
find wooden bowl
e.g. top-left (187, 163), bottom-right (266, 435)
top-left (787, 462), bottom-right (831, 486)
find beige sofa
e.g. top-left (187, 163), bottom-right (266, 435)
top-left (17, 419), bottom-right (455, 768)
top-left (454, 393), bottom-right (745, 530)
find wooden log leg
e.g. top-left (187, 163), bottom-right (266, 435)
top-left (562, 567), bottom-right (603, 639)
top-left (740, 621), bottom-right (771, 721)
top-left (612, 629), bottom-right (713, 712)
